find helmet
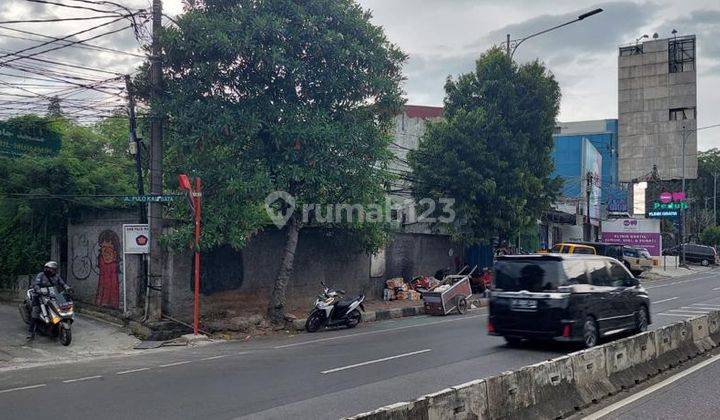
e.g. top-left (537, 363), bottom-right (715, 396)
top-left (44, 261), bottom-right (58, 269)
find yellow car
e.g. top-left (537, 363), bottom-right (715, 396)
top-left (549, 243), bottom-right (597, 255)
top-left (622, 246), bottom-right (654, 275)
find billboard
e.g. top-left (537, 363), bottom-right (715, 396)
top-left (601, 218), bottom-right (662, 256)
top-left (0, 120), bottom-right (61, 157)
top-left (582, 139), bottom-right (602, 225)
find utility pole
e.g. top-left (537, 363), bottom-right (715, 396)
top-left (714, 173), bottom-right (718, 225)
top-left (147, 0), bottom-right (164, 321)
top-left (585, 172), bottom-right (593, 241)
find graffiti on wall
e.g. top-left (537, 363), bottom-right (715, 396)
top-left (69, 230), bottom-right (122, 310)
top-left (95, 230), bottom-right (121, 309)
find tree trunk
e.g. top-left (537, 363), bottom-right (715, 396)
top-left (267, 216), bottom-right (301, 324)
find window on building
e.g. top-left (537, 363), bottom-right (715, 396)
top-left (669, 107), bottom-right (696, 121)
top-left (619, 45), bottom-right (643, 56)
top-left (668, 37), bottom-right (695, 73)
top-left (553, 126), bottom-right (562, 135)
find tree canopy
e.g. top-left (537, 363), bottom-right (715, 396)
top-left (408, 48), bottom-right (561, 244)
top-left (150, 0), bottom-right (406, 321)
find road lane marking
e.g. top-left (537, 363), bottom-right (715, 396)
top-left (274, 313), bottom-right (486, 349)
top-left (691, 303), bottom-right (720, 307)
top-left (321, 349), bottom-right (432, 374)
top-left (686, 306), bottom-right (720, 311)
top-left (713, 287), bottom-right (720, 291)
top-left (62, 375), bottom-right (102, 383)
top-left (651, 297), bottom-right (678, 304)
top-left (657, 313), bottom-right (693, 318)
top-left (159, 360), bottom-right (192, 368)
top-left (116, 368), bottom-right (150, 375)
top-left (585, 352), bottom-right (720, 419)
top-left (0, 384), bottom-right (46, 394)
top-left (201, 355), bottom-right (228, 361)
top-left (668, 309), bottom-right (710, 314)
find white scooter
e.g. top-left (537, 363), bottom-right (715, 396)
top-left (305, 282), bottom-right (365, 333)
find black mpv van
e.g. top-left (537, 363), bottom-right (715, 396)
top-left (488, 254), bottom-right (651, 348)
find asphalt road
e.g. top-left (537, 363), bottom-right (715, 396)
top-left (1, 270), bottom-right (720, 420)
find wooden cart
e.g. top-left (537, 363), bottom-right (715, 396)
top-left (422, 271), bottom-right (474, 316)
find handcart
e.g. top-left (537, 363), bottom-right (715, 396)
top-left (422, 266), bottom-right (476, 316)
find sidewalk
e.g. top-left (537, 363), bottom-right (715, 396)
top-left (642, 264), bottom-right (715, 281)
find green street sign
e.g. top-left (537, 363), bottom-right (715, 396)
top-left (0, 120), bottom-right (61, 157)
top-left (122, 195), bottom-right (179, 203)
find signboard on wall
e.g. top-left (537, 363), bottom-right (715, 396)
top-left (601, 218), bottom-right (662, 256)
top-left (123, 224), bottom-right (150, 254)
top-left (0, 120), bottom-right (61, 157)
top-left (582, 139), bottom-right (602, 225)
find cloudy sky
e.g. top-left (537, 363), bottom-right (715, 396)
top-left (1, 0), bottom-right (718, 147)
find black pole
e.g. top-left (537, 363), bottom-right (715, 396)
top-left (585, 172), bottom-right (592, 241)
top-left (125, 75), bottom-right (146, 223)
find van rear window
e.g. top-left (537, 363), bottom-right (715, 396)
top-left (494, 260), bottom-right (567, 292)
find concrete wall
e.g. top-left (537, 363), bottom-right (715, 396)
top-left (618, 35), bottom-right (697, 182)
top-left (66, 211), bottom-right (141, 314)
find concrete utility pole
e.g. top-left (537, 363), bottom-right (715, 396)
top-left (125, 75), bottom-right (145, 223)
top-left (714, 173), bottom-right (718, 225)
top-left (147, 0), bottom-right (164, 321)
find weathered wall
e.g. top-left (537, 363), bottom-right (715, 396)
top-left (66, 211), bottom-right (141, 314)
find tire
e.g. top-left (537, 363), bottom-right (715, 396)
top-left (346, 310), bottom-right (362, 329)
top-left (456, 297), bottom-right (468, 315)
top-left (18, 302), bottom-right (30, 325)
top-left (59, 326), bottom-right (72, 346)
top-left (582, 316), bottom-right (600, 348)
top-left (701, 259), bottom-right (709, 266)
top-left (504, 336), bottom-right (524, 347)
top-left (635, 306), bottom-right (649, 333)
top-left (305, 311), bottom-right (325, 333)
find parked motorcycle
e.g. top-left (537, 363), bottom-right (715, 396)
top-left (19, 286), bottom-right (74, 346)
top-left (305, 282), bottom-right (365, 333)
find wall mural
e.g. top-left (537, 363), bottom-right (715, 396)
top-left (95, 230), bottom-right (121, 309)
top-left (70, 233), bottom-right (94, 280)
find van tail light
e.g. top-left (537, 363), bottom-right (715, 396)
top-left (562, 324), bottom-right (572, 338)
top-left (487, 321), bottom-right (495, 333)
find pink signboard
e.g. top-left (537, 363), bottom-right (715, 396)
top-left (601, 218), bottom-right (662, 256)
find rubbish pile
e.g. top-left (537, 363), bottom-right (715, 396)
top-left (383, 276), bottom-right (445, 301)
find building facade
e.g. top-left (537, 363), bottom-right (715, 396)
top-left (618, 34), bottom-right (697, 182)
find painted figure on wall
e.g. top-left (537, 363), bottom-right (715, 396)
top-left (95, 230), bottom-right (120, 309)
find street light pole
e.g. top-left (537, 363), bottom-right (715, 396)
top-left (506, 8), bottom-right (603, 59)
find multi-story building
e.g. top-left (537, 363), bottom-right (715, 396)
top-left (618, 34), bottom-right (697, 183)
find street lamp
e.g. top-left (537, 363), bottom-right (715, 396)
top-left (506, 8), bottom-right (603, 59)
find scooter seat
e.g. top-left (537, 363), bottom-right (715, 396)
top-left (335, 296), bottom-right (362, 309)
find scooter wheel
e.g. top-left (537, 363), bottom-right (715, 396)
top-left (346, 310), bottom-right (362, 329)
top-left (305, 312), bottom-right (324, 333)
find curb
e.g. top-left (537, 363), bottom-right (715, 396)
top-left (292, 298), bottom-right (488, 331)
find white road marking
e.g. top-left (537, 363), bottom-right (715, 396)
top-left (691, 303), bottom-right (720, 307)
top-left (668, 309), bottom-right (710, 314)
top-left (657, 313), bottom-right (694, 318)
top-left (712, 287), bottom-right (720, 291)
top-left (651, 297), bottom-right (678, 304)
top-left (686, 306), bottom-right (720, 311)
top-left (321, 349), bottom-right (432, 374)
top-left (159, 360), bottom-right (192, 368)
top-left (0, 384), bottom-right (46, 394)
top-left (274, 313), bottom-right (486, 349)
top-left (585, 352), bottom-right (720, 419)
top-left (116, 368), bottom-right (150, 375)
top-left (62, 375), bottom-right (102, 383)
top-left (201, 355), bottom-right (228, 361)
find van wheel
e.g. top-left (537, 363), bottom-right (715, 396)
top-left (583, 317), bottom-right (599, 348)
top-left (701, 259), bottom-right (709, 266)
top-left (635, 306), bottom-right (649, 333)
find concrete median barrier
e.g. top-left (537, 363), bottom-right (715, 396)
top-left (687, 315), bottom-right (716, 353)
top-left (569, 346), bottom-right (615, 406)
top-left (348, 314), bottom-right (720, 420)
top-left (605, 331), bottom-right (658, 391)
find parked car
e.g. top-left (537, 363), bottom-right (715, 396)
top-left (549, 243), bottom-right (596, 255)
top-left (622, 246), bottom-right (654, 275)
top-left (567, 241), bottom-right (625, 261)
top-left (664, 244), bottom-right (718, 266)
top-left (488, 254), bottom-right (650, 348)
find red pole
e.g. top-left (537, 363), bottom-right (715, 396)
top-left (193, 177), bottom-right (202, 336)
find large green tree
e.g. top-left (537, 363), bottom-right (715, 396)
top-left (409, 48), bottom-right (561, 244)
top-left (153, 0), bottom-right (406, 322)
top-left (0, 115), bottom-right (135, 286)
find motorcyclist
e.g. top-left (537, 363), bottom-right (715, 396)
top-left (27, 261), bottom-right (70, 340)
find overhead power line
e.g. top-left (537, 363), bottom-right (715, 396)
top-left (25, 0), bottom-right (127, 15)
top-left (0, 25), bottom-right (145, 57)
top-left (0, 15), bottom-right (121, 25)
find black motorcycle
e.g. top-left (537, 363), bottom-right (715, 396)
top-left (19, 286), bottom-right (74, 346)
top-left (305, 282), bottom-right (365, 333)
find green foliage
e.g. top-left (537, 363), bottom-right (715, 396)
top-left (700, 225), bottom-right (720, 246)
top-left (149, 0), bottom-right (406, 252)
top-left (0, 115), bottom-right (135, 285)
top-left (409, 48), bottom-right (561, 244)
